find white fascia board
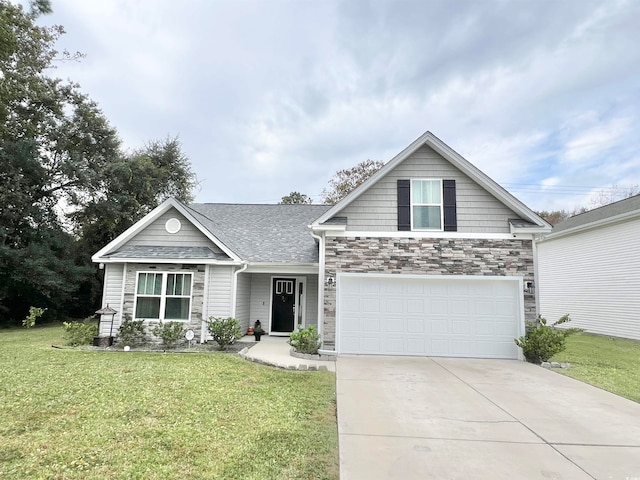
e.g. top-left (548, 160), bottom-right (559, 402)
top-left (541, 209), bottom-right (640, 242)
top-left (243, 263), bottom-right (319, 275)
top-left (324, 230), bottom-right (535, 240)
top-left (96, 257), bottom-right (242, 265)
top-left (509, 224), bottom-right (552, 235)
top-left (310, 130), bottom-right (550, 230)
top-left (91, 197), bottom-right (241, 263)
top-left (309, 223), bottom-right (347, 232)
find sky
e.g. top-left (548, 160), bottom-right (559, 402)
top-left (38, 0), bottom-right (640, 212)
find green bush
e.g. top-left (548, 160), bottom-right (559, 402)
top-left (116, 315), bottom-right (146, 347)
top-left (23, 306), bottom-right (46, 328)
top-left (515, 314), bottom-right (577, 363)
top-left (289, 325), bottom-right (322, 354)
top-left (206, 317), bottom-right (242, 350)
top-left (62, 318), bottom-right (98, 346)
top-left (151, 321), bottom-right (185, 349)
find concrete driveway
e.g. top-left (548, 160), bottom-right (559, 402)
top-left (336, 356), bottom-right (640, 480)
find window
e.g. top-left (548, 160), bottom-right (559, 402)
top-left (135, 272), bottom-right (192, 321)
top-left (411, 179), bottom-right (443, 230)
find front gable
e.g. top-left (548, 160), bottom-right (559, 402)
top-left (92, 198), bottom-right (241, 264)
top-left (337, 145), bottom-right (523, 233)
top-left (312, 131), bottom-right (550, 235)
top-left (123, 208), bottom-right (224, 251)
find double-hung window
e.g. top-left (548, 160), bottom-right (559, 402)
top-left (135, 272), bottom-right (192, 321)
top-left (411, 179), bottom-right (443, 230)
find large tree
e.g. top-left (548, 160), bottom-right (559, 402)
top-left (280, 191), bottom-right (313, 204)
top-left (321, 159), bottom-right (384, 204)
top-left (0, 2), bottom-right (196, 324)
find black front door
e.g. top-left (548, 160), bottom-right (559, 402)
top-left (272, 278), bottom-right (295, 333)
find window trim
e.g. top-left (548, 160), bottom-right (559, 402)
top-left (133, 271), bottom-right (193, 322)
top-left (410, 178), bottom-right (444, 231)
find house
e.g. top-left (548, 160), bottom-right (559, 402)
top-left (537, 194), bottom-right (640, 341)
top-left (93, 131), bottom-right (551, 359)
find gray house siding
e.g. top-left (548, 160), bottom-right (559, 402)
top-left (249, 274), bottom-right (271, 332)
top-left (207, 265), bottom-right (234, 319)
top-left (322, 236), bottom-right (535, 349)
top-left (235, 272), bottom-right (251, 334)
top-left (338, 145), bottom-right (519, 233)
top-left (98, 263), bottom-right (125, 336)
top-left (124, 208), bottom-right (224, 253)
top-left (538, 217), bottom-right (640, 341)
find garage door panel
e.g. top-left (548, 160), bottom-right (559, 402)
top-left (386, 317), bottom-right (405, 333)
top-left (407, 299), bottom-right (425, 313)
top-left (385, 298), bottom-right (404, 314)
top-left (337, 275), bottom-right (522, 359)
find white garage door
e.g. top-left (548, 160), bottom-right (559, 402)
top-left (337, 274), bottom-right (523, 359)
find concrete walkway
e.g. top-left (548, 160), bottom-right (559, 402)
top-left (337, 355), bottom-right (640, 480)
top-left (237, 335), bottom-right (335, 372)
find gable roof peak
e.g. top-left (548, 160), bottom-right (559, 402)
top-left (311, 130), bottom-right (550, 229)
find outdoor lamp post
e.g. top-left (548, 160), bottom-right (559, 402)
top-left (94, 304), bottom-right (117, 347)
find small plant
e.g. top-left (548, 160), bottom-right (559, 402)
top-left (116, 315), bottom-right (146, 347)
top-left (289, 325), bottom-right (322, 355)
top-left (206, 317), bottom-right (242, 350)
top-left (515, 314), bottom-right (578, 363)
top-left (151, 321), bottom-right (185, 349)
top-left (23, 306), bottom-right (46, 328)
top-left (63, 318), bottom-right (98, 346)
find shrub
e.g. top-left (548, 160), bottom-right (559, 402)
top-left (151, 321), bottom-right (185, 349)
top-left (289, 325), bottom-right (322, 354)
top-left (116, 315), bottom-right (146, 347)
top-left (514, 314), bottom-right (577, 363)
top-left (206, 317), bottom-right (242, 350)
top-left (23, 306), bottom-right (46, 328)
top-left (63, 318), bottom-right (98, 346)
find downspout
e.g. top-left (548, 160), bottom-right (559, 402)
top-left (310, 228), bottom-right (328, 352)
top-left (230, 262), bottom-right (248, 318)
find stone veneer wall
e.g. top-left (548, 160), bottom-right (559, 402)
top-left (322, 237), bottom-right (536, 349)
top-left (123, 263), bottom-right (206, 343)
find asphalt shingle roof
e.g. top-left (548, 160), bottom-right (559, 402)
top-left (185, 203), bottom-right (332, 263)
top-left (552, 194), bottom-right (640, 234)
top-left (105, 245), bottom-right (227, 260)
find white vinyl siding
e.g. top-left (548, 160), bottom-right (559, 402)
top-left (537, 217), bottom-right (640, 340)
top-left (339, 145), bottom-right (519, 233)
top-left (99, 263), bottom-right (124, 336)
top-left (235, 273), bottom-right (251, 334)
top-left (124, 208), bottom-right (224, 253)
top-left (249, 274), bottom-right (271, 332)
top-left (206, 265), bottom-right (234, 318)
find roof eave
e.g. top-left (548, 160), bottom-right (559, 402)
top-left (542, 209), bottom-right (640, 241)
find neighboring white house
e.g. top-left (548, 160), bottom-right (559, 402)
top-left (537, 194), bottom-right (640, 341)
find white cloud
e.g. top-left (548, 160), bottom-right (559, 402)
top-left (38, 0), bottom-right (640, 210)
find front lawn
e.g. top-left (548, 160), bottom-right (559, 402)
top-left (551, 332), bottom-right (640, 403)
top-left (0, 325), bottom-right (338, 479)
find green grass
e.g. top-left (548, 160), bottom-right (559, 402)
top-left (551, 332), bottom-right (640, 403)
top-left (0, 325), bottom-right (338, 479)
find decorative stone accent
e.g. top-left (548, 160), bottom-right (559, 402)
top-left (541, 362), bottom-right (571, 369)
top-left (322, 236), bottom-right (536, 349)
top-left (290, 348), bottom-right (336, 362)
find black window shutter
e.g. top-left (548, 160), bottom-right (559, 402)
top-left (443, 179), bottom-right (457, 232)
top-left (397, 179), bottom-right (411, 231)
